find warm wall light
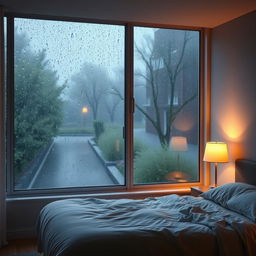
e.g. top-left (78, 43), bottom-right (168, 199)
top-left (174, 114), bottom-right (194, 132)
top-left (170, 136), bottom-right (188, 151)
top-left (203, 142), bottom-right (229, 187)
top-left (218, 90), bottom-right (249, 140)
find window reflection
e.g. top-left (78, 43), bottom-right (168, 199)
top-left (133, 27), bottom-right (199, 184)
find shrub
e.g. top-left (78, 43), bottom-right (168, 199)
top-left (14, 32), bottom-right (64, 174)
top-left (134, 148), bottom-right (197, 184)
top-left (98, 128), bottom-right (146, 162)
top-left (134, 139), bottom-right (147, 158)
top-left (98, 128), bottom-right (124, 161)
top-left (58, 127), bottom-right (93, 135)
top-left (93, 120), bottom-right (105, 143)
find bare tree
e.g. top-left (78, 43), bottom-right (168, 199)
top-left (105, 90), bottom-right (121, 122)
top-left (114, 30), bottom-right (197, 148)
top-left (71, 63), bottom-right (110, 120)
top-left (135, 30), bottom-right (197, 148)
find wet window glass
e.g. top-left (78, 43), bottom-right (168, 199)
top-left (13, 18), bottom-right (125, 190)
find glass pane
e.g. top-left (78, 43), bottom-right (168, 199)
top-left (133, 27), bottom-right (199, 184)
top-left (14, 18), bottom-right (125, 190)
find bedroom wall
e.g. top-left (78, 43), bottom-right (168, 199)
top-left (5, 10), bottom-right (256, 240)
top-left (211, 11), bottom-right (256, 185)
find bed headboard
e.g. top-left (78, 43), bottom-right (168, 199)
top-left (235, 159), bottom-right (256, 185)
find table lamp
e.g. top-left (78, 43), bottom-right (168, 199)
top-left (203, 142), bottom-right (229, 187)
top-left (170, 136), bottom-right (188, 172)
top-left (170, 136), bottom-right (188, 152)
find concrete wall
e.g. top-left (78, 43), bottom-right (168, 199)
top-left (211, 11), bottom-right (256, 185)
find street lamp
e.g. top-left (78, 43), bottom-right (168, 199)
top-left (81, 107), bottom-right (89, 128)
top-left (82, 107), bottom-right (88, 114)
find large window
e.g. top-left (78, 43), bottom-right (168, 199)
top-left (5, 17), bottom-right (200, 194)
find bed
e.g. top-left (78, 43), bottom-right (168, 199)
top-left (37, 159), bottom-right (256, 256)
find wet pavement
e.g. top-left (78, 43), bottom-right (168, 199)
top-left (28, 130), bottom-right (198, 189)
top-left (31, 136), bottom-right (114, 189)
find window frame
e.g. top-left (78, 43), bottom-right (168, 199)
top-left (4, 13), bottom-right (204, 197)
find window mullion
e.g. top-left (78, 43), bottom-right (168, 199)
top-left (125, 24), bottom-right (134, 190)
top-left (6, 16), bottom-right (14, 195)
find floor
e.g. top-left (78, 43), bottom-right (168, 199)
top-left (0, 239), bottom-right (37, 256)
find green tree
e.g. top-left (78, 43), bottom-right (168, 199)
top-left (14, 30), bottom-right (65, 173)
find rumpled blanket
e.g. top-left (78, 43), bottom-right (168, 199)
top-left (37, 194), bottom-right (256, 256)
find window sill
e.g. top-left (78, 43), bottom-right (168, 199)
top-left (6, 188), bottom-right (191, 202)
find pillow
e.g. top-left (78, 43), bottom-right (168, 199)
top-left (226, 190), bottom-right (256, 222)
top-left (201, 182), bottom-right (256, 221)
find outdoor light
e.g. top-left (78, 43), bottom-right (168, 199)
top-left (82, 107), bottom-right (88, 114)
top-left (203, 142), bottom-right (229, 187)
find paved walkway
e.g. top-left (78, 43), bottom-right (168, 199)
top-left (31, 136), bottom-right (114, 189)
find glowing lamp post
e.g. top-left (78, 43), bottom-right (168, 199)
top-left (82, 107), bottom-right (88, 114)
top-left (81, 107), bottom-right (88, 128)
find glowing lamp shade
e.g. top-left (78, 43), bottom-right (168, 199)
top-left (203, 142), bottom-right (228, 187)
top-left (203, 142), bottom-right (228, 163)
top-left (170, 136), bottom-right (188, 151)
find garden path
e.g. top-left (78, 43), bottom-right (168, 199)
top-left (31, 136), bottom-right (114, 189)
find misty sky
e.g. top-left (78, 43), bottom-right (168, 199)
top-left (15, 18), bottom-right (154, 87)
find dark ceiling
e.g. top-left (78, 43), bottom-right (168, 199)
top-left (0, 0), bottom-right (255, 28)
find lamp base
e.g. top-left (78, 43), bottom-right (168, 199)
top-left (214, 162), bottom-right (218, 187)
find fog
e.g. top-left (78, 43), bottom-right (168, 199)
top-left (15, 18), bottom-right (154, 84)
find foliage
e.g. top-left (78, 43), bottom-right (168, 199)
top-left (58, 127), bottom-right (93, 135)
top-left (14, 30), bottom-right (65, 174)
top-left (98, 128), bottom-right (123, 161)
top-left (134, 139), bottom-right (147, 158)
top-left (98, 128), bottom-right (145, 161)
top-left (134, 148), bottom-right (197, 184)
top-left (93, 120), bottom-right (105, 143)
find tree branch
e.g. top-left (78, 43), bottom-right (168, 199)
top-left (173, 93), bottom-right (197, 117)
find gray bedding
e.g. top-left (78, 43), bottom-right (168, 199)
top-left (37, 194), bottom-right (256, 256)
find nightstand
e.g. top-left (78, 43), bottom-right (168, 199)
top-left (191, 186), bottom-right (210, 197)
